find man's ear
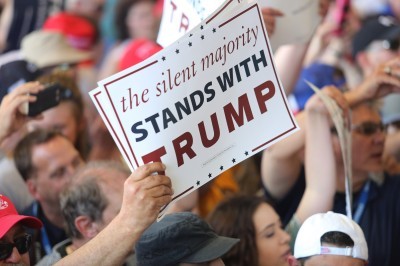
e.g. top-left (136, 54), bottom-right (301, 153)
top-left (75, 216), bottom-right (98, 239)
top-left (26, 178), bottom-right (40, 200)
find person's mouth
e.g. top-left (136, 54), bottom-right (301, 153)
top-left (281, 248), bottom-right (292, 259)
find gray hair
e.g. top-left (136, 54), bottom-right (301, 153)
top-left (60, 160), bottom-right (129, 239)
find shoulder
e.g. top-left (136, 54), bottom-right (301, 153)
top-left (36, 251), bottom-right (63, 266)
top-left (36, 239), bottom-right (71, 266)
top-left (382, 173), bottom-right (400, 189)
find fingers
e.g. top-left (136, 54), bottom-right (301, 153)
top-left (129, 162), bottom-right (166, 181)
top-left (305, 85), bottom-right (348, 118)
top-left (146, 184), bottom-right (173, 198)
top-left (262, 7), bottom-right (283, 35)
top-left (261, 7), bottom-right (284, 17)
top-left (4, 82), bottom-right (43, 104)
top-left (318, 0), bottom-right (330, 17)
top-left (1, 82), bottom-right (43, 115)
top-left (7, 94), bottom-right (31, 111)
top-left (125, 162), bottom-right (173, 199)
top-left (379, 57), bottom-right (400, 77)
top-left (140, 174), bottom-right (172, 190)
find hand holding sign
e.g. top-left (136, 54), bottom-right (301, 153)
top-left (91, 1), bottom-right (298, 218)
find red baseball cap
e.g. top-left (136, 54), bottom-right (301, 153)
top-left (118, 38), bottom-right (163, 71)
top-left (43, 12), bottom-right (97, 51)
top-left (0, 195), bottom-right (42, 238)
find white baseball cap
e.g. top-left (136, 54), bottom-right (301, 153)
top-left (294, 212), bottom-right (368, 261)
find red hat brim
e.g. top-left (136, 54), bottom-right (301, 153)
top-left (0, 215), bottom-right (43, 238)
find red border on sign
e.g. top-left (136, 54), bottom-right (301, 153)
top-left (94, 91), bottom-right (133, 167)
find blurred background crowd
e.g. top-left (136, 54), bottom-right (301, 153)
top-left (0, 0), bottom-right (400, 265)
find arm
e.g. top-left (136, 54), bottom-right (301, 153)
top-left (55, 162), bottom-right (173, 266)
top-left (274, 43), bottom-right (310, 95)
top-left (261, 112), bottom-right (306, 200)
top-left (0, 0), bottom-right (12, 53)
top-left (295, 86), bottom-right (348, 223)
top-left (261, 7), bottom-right (308, 96)
top-left (262, 56), bottom-right (400, 201)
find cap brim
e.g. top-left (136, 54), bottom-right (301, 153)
top-left (34, 50), bottom-right (92, 68)
top-left (181, 235), bottom-right (239, 263)
top-left (384, 26), bottom-right (400, 41)
top-left (22, 48), bottom-right (92, 68)
top-left (0, 215), bottom-right (43, 238)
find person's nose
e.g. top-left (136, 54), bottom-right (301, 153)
top-left (5, 247), bottom-right (23, 263)
top-left (373, 129), bottom-right (386, 145)
top-left (279, 227), bottom-right (291, 244)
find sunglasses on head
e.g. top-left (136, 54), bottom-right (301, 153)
top-left (0, 234), bottom-right (32, 260)
top-left (352, 121), bottom-right (386, 136)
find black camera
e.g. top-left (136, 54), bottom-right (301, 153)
top-left (20, 83), bottom-right (72, 117)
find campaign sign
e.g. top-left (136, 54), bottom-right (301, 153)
top-left (93, 2), bottom-right (298, 216)
top-left (91, 0), bottom-right (251, 172)
top-left (157, 0), bottom-right (201, 47)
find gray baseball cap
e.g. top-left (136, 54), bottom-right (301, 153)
top-left (135, 212), bottom-right (239, 266)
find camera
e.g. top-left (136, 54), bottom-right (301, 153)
top-left (19, 83), bottom-right (71, 117)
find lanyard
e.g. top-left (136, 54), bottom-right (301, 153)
top-left (352, 180), bottom-right (371, 224)
top-left (33, 202), bottom-right (52, 255)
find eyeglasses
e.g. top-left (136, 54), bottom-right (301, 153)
top-left (352, 121), bottom-right (386, 136)
top-left (0, 234), bottom-right (32, 260)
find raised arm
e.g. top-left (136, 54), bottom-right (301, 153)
top-left (295, 86), bottom-right (349, 223)
top-left (261, 113), bottom-right (306, 200)
top-left (262, 57), bottom-right (400, 200)
top-left (274, 43), bottom-right (310, 95)
top-left (55, 162), bottom-right (173, 266)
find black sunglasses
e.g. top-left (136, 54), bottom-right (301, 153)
top-left (0, 234), bottom-right (32, 260)
top-left (352, 121), bottom-right (386, 136)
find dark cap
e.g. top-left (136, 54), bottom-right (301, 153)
top-left (352, 16), bottom-right (400, 58)
top-left (135, 212), bottom-right (239, 266)
top-left (0, 60), bottom-right (42, 103)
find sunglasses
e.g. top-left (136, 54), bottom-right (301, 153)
top-left (0, 234), bottom-right (32, 260)
top-left (352, 121), bottom-right (386, 136)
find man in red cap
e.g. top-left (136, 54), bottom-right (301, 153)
top-left (0, 194), bottom-right (42, 265)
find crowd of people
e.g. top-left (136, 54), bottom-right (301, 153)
top-left (0, 0), bottom-right (400, 265)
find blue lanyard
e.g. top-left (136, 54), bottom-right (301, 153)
top-left (353, 180), bottom-right (371, 224)
top-left (33, 202), bottom-right (52, 255)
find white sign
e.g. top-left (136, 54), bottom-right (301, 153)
top-left (157, 0), bottom-right (230, 47)
top-left (259, 0), bottom-right (321, 49)
top-left (91, 1), bottom-right (298, 217)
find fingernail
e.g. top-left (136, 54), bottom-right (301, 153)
top-left (162, 163), bottom-right (166, 170)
